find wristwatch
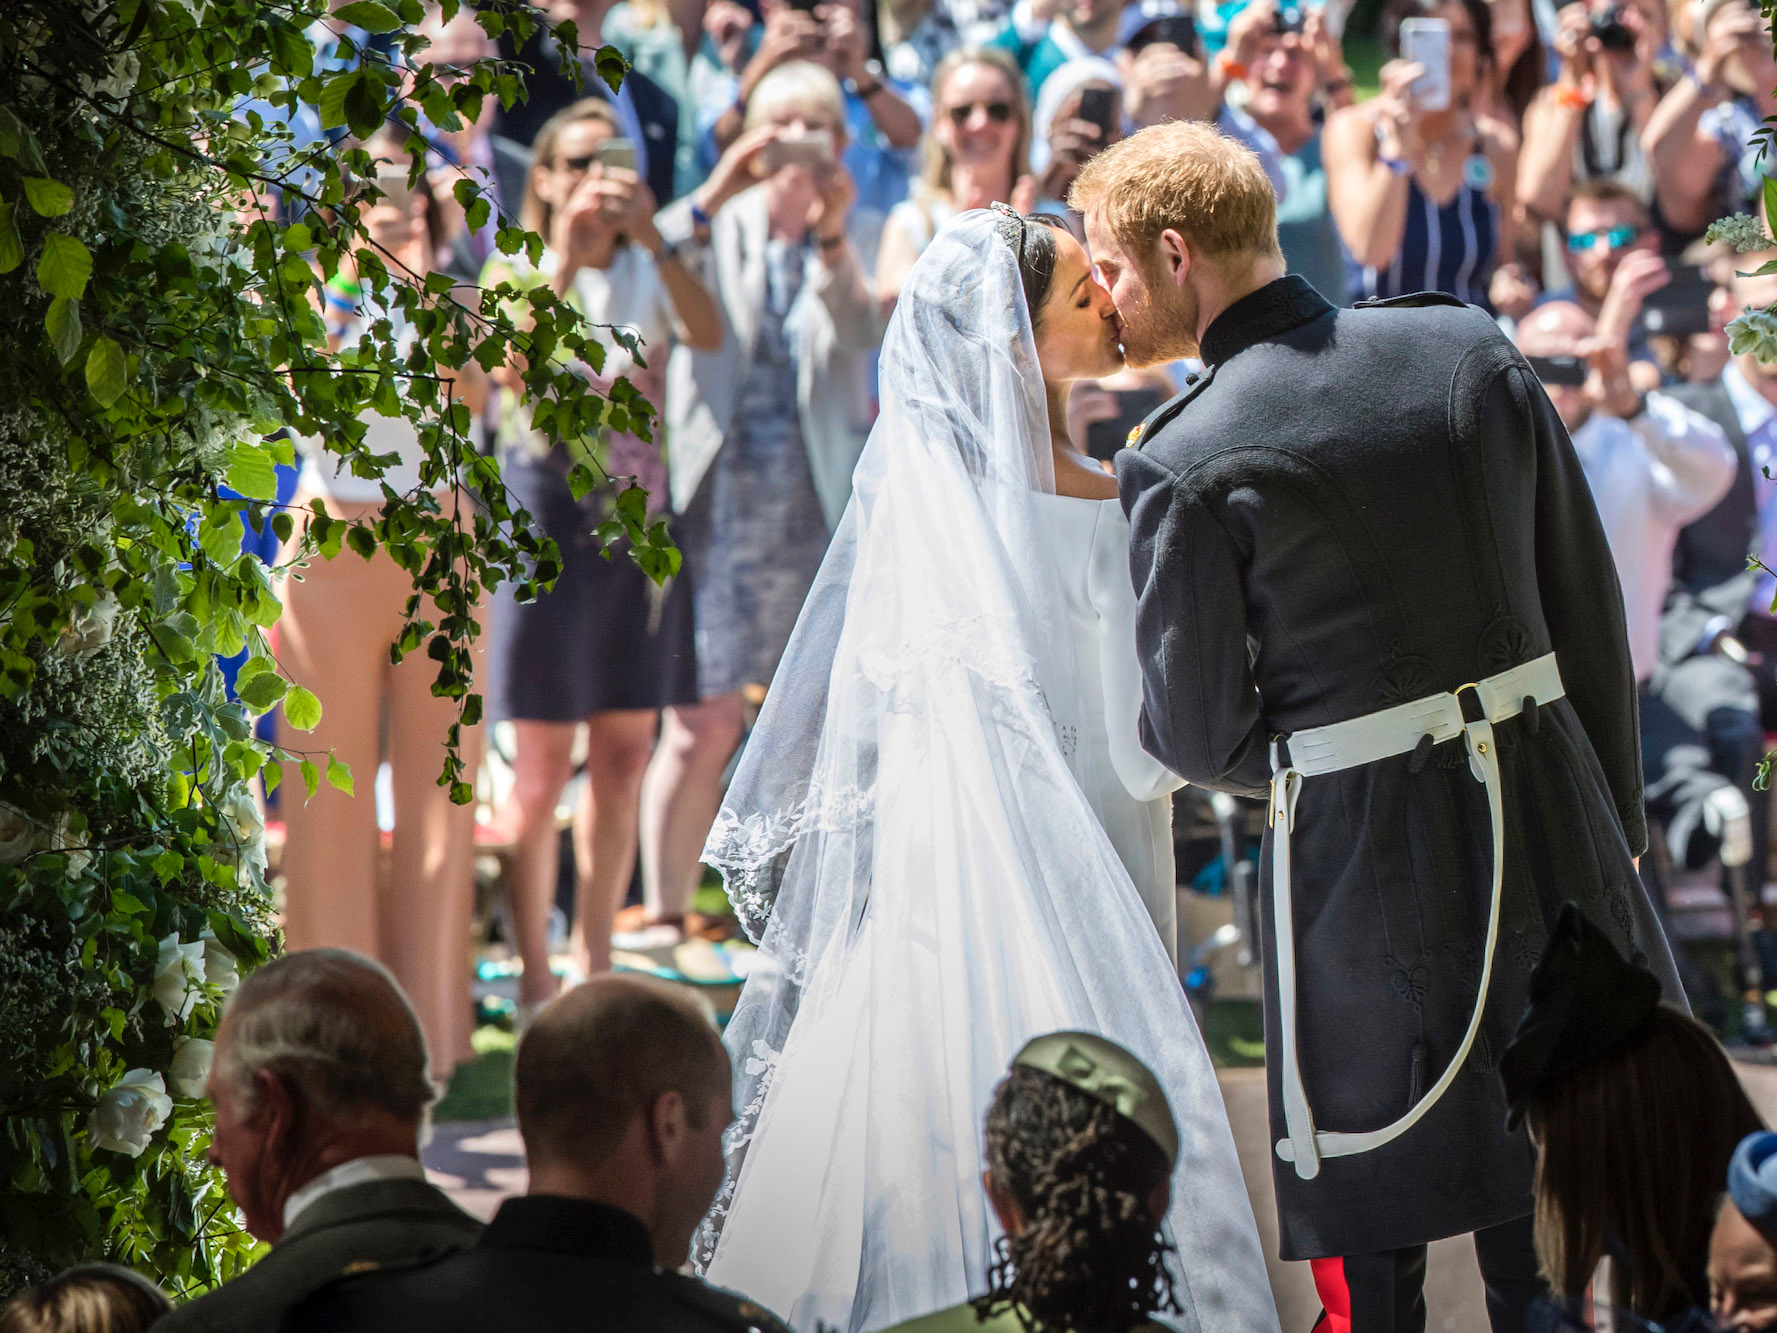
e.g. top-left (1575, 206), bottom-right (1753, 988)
top-left (850, 59), bottom-right (886, 98)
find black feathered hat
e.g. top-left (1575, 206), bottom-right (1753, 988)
top-left (1498, 902), bottom-right (1663, 1129)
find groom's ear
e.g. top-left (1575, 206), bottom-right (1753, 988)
top-left (1157, 228), bottom-right (1191, 287)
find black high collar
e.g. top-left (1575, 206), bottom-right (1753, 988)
top-left (482, 1195), bottom-right (655, 1266)
top-left (1198, 275), bottom-right (1333, 368)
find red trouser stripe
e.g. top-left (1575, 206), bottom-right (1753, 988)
top-left (1311, 1256), bottom-right (1354, 1333)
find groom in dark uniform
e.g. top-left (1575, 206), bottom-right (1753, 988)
top-left (1071, 122), bottom-right (1685, 1331)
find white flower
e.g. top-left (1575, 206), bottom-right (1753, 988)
top-left (199, 930), bottom-right (239, 999)
top-left (152, 933), bottom-right (207, 1025)
top-left (217, 786), bottom-right (266, 883)
top-left (88, 1070), bottom-right (173, 1157)
top-left (60, 595), bottom-right (117, 659)
top-left (0, 803), bottom-right (44, 865)
top-left (168, 1037), bottom-right (214, 1098)
top-left (1728, 307), bottom-right (1777, 362)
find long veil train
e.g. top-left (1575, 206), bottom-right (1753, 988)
top-left (694, 211), bottom-right (1280, 1333)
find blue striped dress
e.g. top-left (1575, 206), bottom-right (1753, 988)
top-left (1351, 158), bottom-right (1499, 312)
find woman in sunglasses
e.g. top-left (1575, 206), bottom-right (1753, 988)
top-left (875, 45), bottom-right (1033, 313)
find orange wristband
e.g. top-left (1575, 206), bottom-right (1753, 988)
top-left (1554, 84), bottom-right (1591, 110)
top-left (1217, 51), bottom-right (1248, 80)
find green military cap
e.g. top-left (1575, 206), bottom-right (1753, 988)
top-left (1012, 1031), bottom-right (1178, 1168)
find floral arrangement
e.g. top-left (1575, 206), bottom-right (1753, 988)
top-left (0, 0), bottom-right (665, 1294)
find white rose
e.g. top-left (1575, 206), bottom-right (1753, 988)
top-left (199, 930), bottom-right (239, 999)
top-left (0, 803), bottom-right (44, 865)
top-left (168, 1037), bottom-right (215, 1098)
top-left (217, 787), bottom-right (266, 883)
top-left (60, 595), bottom-right (117, 659)
top-left (152, 933), bottom-right (207, 1025)
top-left (88, 1070), bottom-right (173, 1158)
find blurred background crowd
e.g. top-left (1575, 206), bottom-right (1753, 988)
top-left (253, 0), bottom-right (1777, 1089)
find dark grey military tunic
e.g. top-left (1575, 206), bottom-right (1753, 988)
top-left (1117, 276), bottom-right (1684, 1260)
top-left (283, 1195), bottom-right (793, 1333)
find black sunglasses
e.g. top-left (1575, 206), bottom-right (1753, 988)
top-left (557, 153), bottom-right (598, 172)
top-left (947, 99), bottom-right (1014, 127)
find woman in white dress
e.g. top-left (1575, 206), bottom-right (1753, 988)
top-left (696, 208), bottom-right (1278, 1333)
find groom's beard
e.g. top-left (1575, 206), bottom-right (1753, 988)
top-left (1118, 275), bottom-right (1200, 369)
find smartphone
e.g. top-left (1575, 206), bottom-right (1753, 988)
top-left (762, 128), bottom-right (834, 172)
top-left (1077, 86), bottom-right (1118, 146)
top-left (1523, 353), bottom-right (1589, 388)
top-left (1398, 16), bottom-right (1452, 112)
top-left (1131, 13), bottom-right (1198, 55)
top-left (1273, 4), bottom-right (1306, 34)
top-left (1639, 263), bottom-right (1717, 338)
top-left (594, 138), bottom-right (637, 171)
top-left (1086, 388), bottom-right (1166, 462)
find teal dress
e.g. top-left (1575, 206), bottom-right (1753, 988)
top-left (1274, 130), bottom-right (1347, 308)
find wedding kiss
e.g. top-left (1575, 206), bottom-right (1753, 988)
top-left (693, 119), bottom-right (1682, 1333)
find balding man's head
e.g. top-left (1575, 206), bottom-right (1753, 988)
top-left (1516, 301), bottom-right (1594, 358)
top-left (213, 948), bottom-right (432, 1123)
top-left (517, 974), bottom-right (728, 1169)
top-left (1516, 301), bottom-right (1597, 432)
top-left (515, 976), bottom-right (732, 1266)
top-left (204, 950), bottom-right (433, 1243)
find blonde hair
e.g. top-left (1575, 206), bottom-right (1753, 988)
top-left (744, 60), bottom-right (848, 137)
top-left (521, 98), bottom-right (624, 237)
top-left (0, 1266), bottom-right (169, 1333)
top-left (921, 47), bottom-right (1030, 199)
top-left (1069, 120), bottom-right (1282, 265)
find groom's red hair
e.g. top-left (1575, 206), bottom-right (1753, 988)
top-left (1068, 121), bottom-right (1281, 265)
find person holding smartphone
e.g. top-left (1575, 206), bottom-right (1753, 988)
top-left (480, 99), bottom-right (723, 1003)
top-left (1029, 59), bottom-right (1124, 213)
top-left (705, 0), bottom-right (926, 268)
top-left (1322, 0), bottom-right (1520, 311)
top-left (641, 62), bottom-right (884, 952)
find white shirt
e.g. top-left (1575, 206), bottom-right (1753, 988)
top-left (1569, 391), bottom-right (1735, 683)
top-left (282, 1154), bottom-right (427, 1233)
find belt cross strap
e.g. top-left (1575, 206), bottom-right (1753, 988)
top-left (1267, 652), bottom-right (1565, 1180)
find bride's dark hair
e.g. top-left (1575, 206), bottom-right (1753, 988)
top-left (974, 1065), bottom-right (1180, 1333)
top-left (992, 210), bottom-right (1072, 333)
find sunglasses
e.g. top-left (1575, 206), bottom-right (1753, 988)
top-left (1567, 223), bottom-right (1641, 252)
top-left (557, 153), bottom-right (599, 172)
top-left (947, 100), bottom-right (1014, 127)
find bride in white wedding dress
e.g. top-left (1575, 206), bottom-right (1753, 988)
top-left (695, 208), bottom-right (1279, 1333)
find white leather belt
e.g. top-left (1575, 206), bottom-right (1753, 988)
top-left (1267, 652), bottom-right (1565, 1180)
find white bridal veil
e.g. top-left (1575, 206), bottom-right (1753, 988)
top-left (696, 211), bottom-right (1280, 1333)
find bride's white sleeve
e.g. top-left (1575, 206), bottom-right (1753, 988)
top-left (1089, 501), bottom-right (1188, 803)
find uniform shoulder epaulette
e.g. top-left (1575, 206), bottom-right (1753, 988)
top-left (1126, 371), bottom-right (1211, 451)
top-left (663, 1272), bottom-right (794, 1332)
top-left (1352, 290), bottom-right (1468, 310)
top-left (279, 1252), bottom-right (447, 1331)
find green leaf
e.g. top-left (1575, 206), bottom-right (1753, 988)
top-left (284, 221), bottom-right (312, 252)
top-left (345, 526), bottom-right (378, 560)
top-left (84, 337), bottom-right (127, 407)
top-left (21, 177), bottom-right (72, 217)
top-left (1764, 176), bottom-right (1777, 243)
top-left (317, 69), bottom-right (361, 131)
top-left (38, 232), bottom-right (93, 300)
top-left (344, 71), bottom-right (387, 140)
top-left (285, 685), bottom-right (323, 731)
top-left (236, 671), bottom-right (288, 712)
top-left (267, 16), bottom-right (315, 78)
top-left (335, 0), bottom-right (402, 31)
top-left (0, 200), bottom-right (24, 274)
top-left (224, 441), bottom-right (279, 500)
top-left (326, 755), bottom-right (355, 795)
top-left (45, 296), bottom-right (81, 366)
top-left (594, 44), bottom-right (627, 96)
top-left (271, 511), bottom-right (295, 544)
top-left (263, 762), bottom-right (283, 795)
top-left (300, 758), bottom-right (321, 800)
